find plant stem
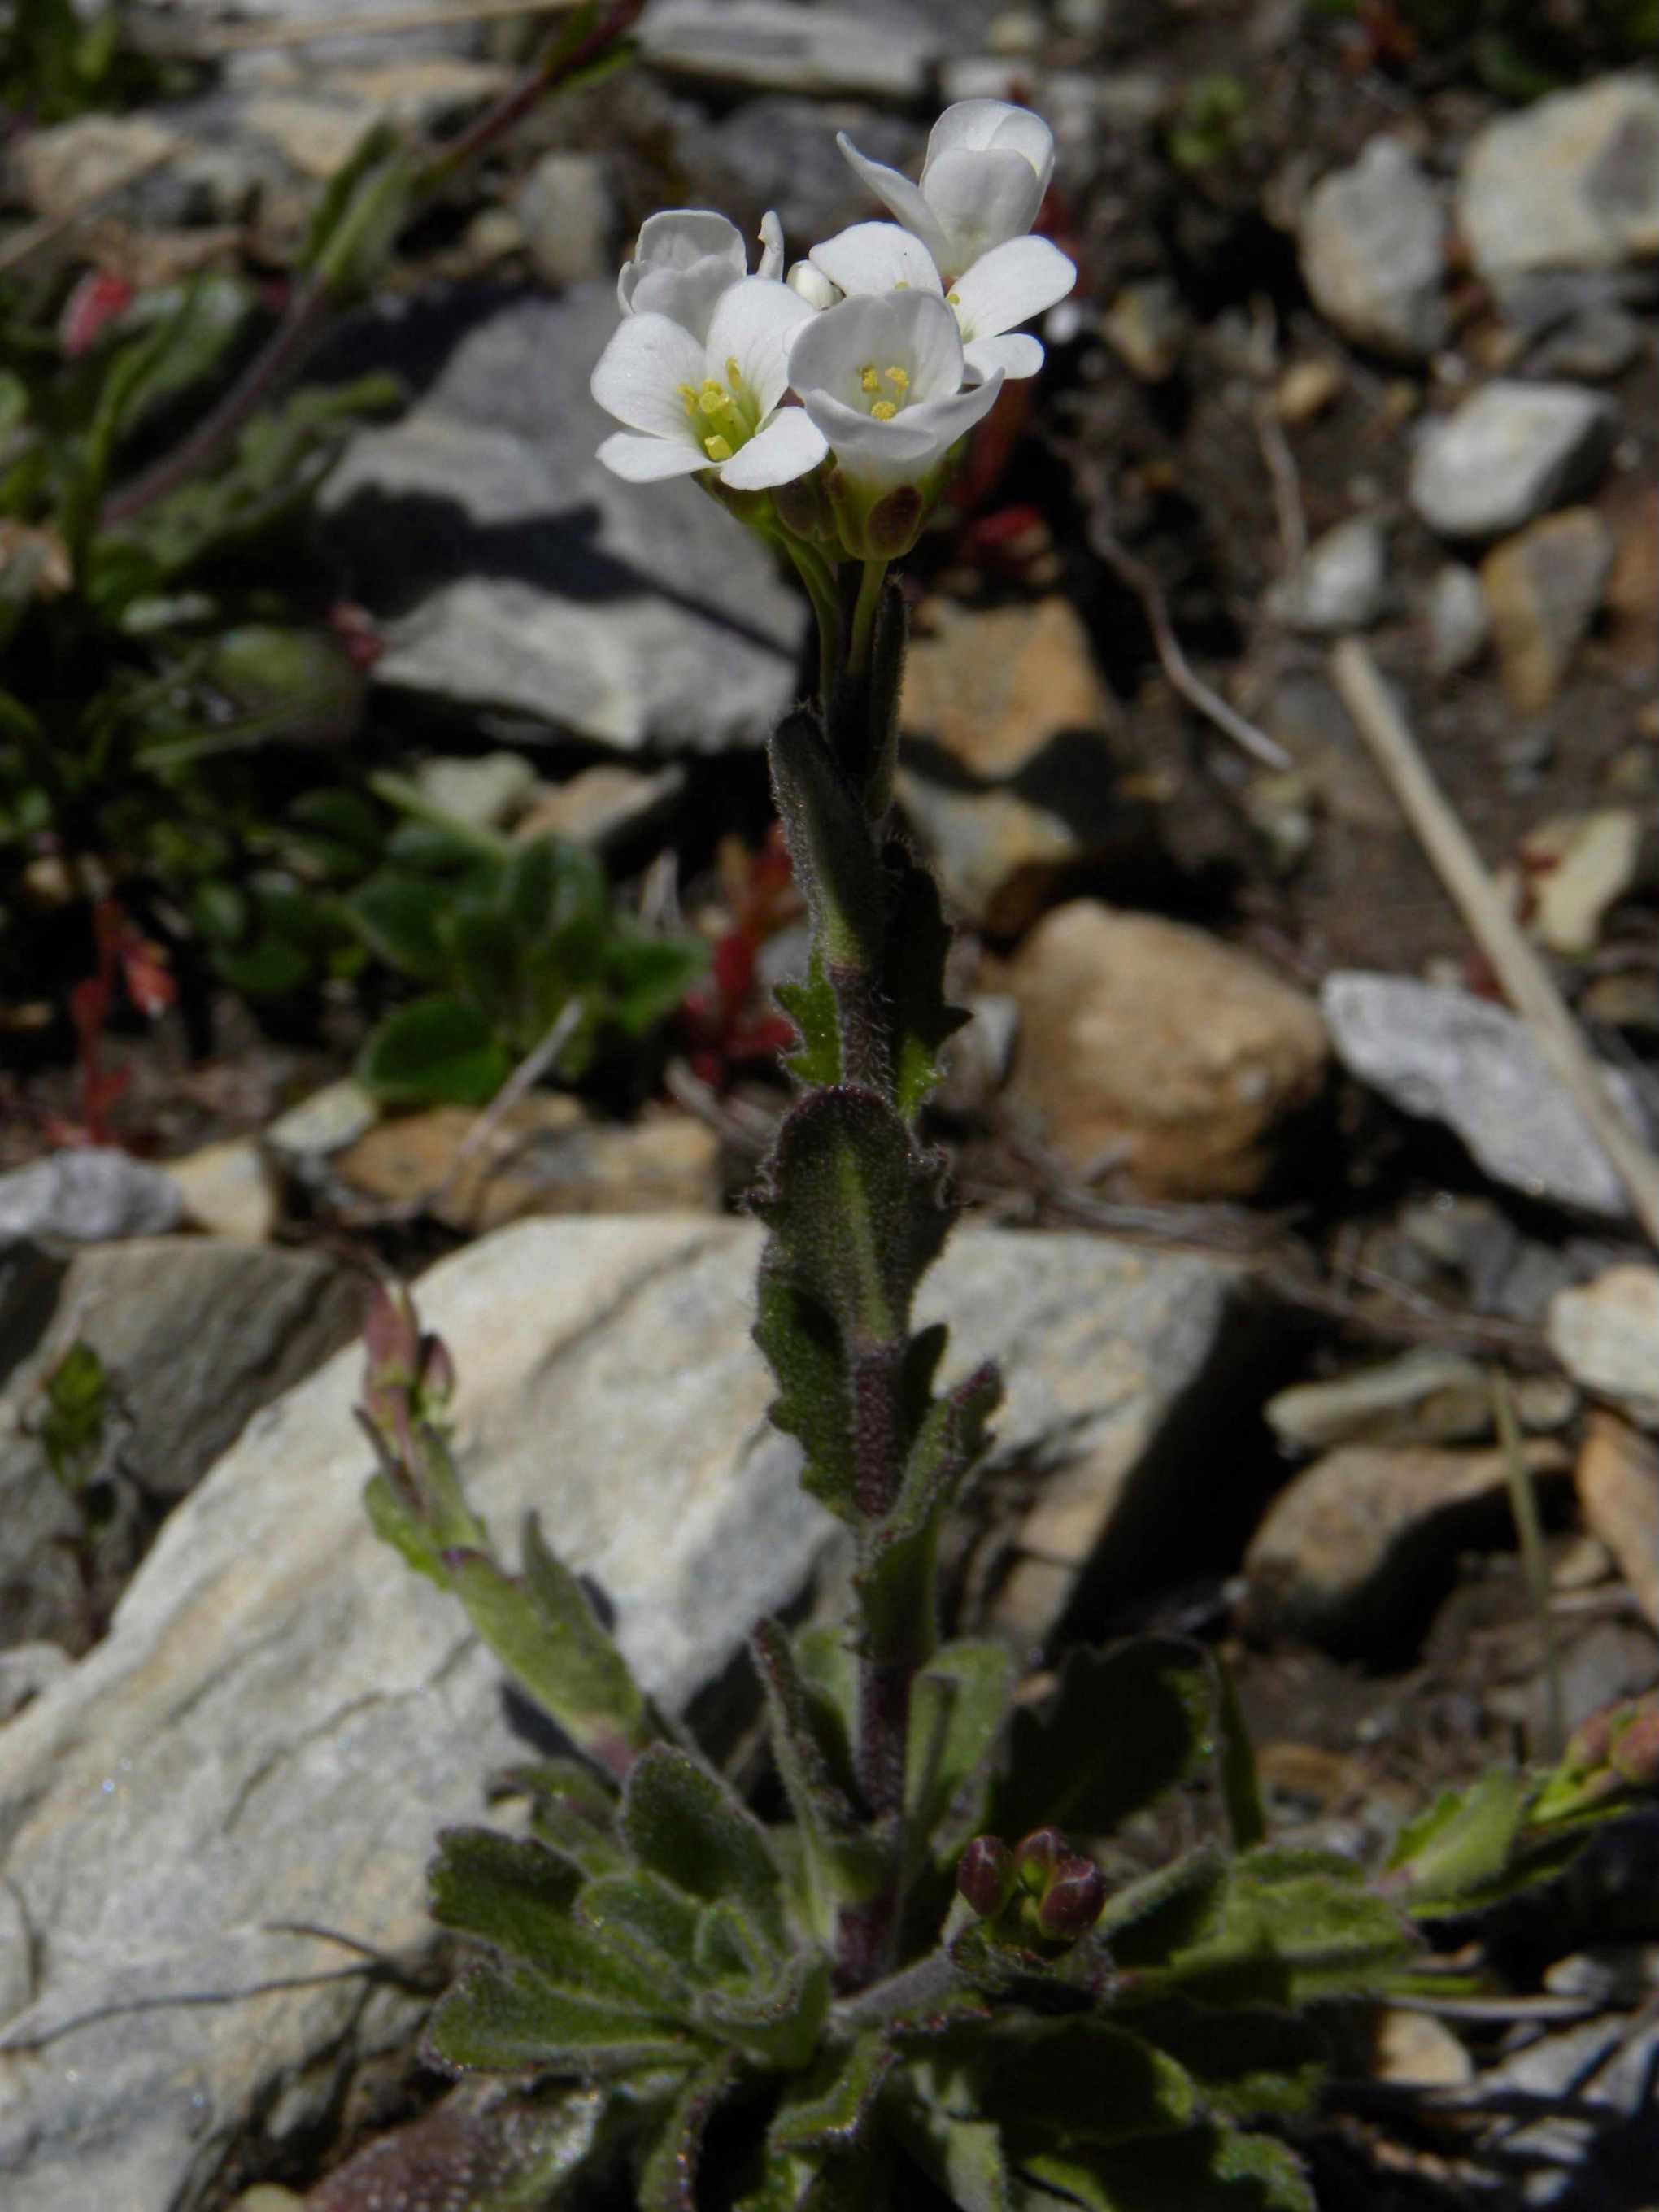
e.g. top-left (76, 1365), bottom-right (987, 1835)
top-left (780, 535), bottom-right (843, 701)
top-left (848, 558), bottom-right (887, 679)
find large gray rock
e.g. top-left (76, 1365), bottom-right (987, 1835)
top-left (1457, 75), bottom-right (1659, 290)
top-left (1322, 970), bottom-right (1644, 1218)
top-left (640, 0), bottom-right (938, 97)
top-left (0, 1239), bottom-right (363, 1651)
top-left (0, 1215), bottom-right (1246, 2210)
top-left (1298, 136), bottom-right (1448, 360)
top-left (1409, 380), bottom-right (1618, 542)
top-left (0, 1147), bottom-right (181, 1242)
top-left (320, 288), bottom-right (803, 751)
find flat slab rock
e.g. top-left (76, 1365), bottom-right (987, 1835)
top-left (319, 286), bottom-right (803, 751)
top-left (0, 1215), bottom-right (1244, 2211)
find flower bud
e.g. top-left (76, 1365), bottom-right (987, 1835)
top-left (418, 1332), bottom-right (456, 1407)
top-left (1610, 1703), bottom-right (1659, 1789)
top-left (1013, 1827), bottom-right (1066, 1893)
top-left (787, 259), bottom-right (841, 311)
top-left (363, 1282), bottom-right (420, 1378)
top-left (1034, 1853), bottom-right (1106, 1942)
top-left (956, 1835), bottom-right (1016, 1919)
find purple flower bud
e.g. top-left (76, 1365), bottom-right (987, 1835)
top-left (419, 1332), bottom-right (456, 1406)
top-left (1034, 1853), bottom-right (1106, 1942)
top-left (1610, 1704), bottom-right (1659, 1788)
top-left (363, 1282), bottom-right (420, 1376)
top-left (1013, 1827), bottom-right (1066, 1894)
top-left (956, 1835), bottom-right (1016, 1919)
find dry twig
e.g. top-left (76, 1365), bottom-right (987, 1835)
top-left (1331, 638), bottom-right (1659, 1251)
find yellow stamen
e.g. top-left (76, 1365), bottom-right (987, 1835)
top-left (870, 399), bottom-right (897, 421)
top-left (703, 434), bottom-right (734, 462)
top-left (677, 383), bottom-right (700, 411)
top-left (725, 357), bottom-right (743, 387)
top-left (860, 365), bottom-right (881, 394)
top-left (884, 364), bottom-right (909, 390)
top-left (701, 378), bottom-right (727, 405)
top-left (947, 290), bottom-right (961, 306)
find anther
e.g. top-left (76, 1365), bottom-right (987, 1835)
top-left (870, 399), bottom-right (897, 420)
top-left (860, 365), bottom-right (881, 394)
top-left (884, 364), bottom-right (909, 390)
top-left (703, 434), bottom-right (734, 462)
top-left (725, 357), bottom-right (743, 387)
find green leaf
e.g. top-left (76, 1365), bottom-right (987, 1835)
top-left (38, 1339), bottom-right (109, 1492)
top-left (490, 1758), bottom-right (626, 1875)
top-left (777, 950), bottom-right (843, 1088)
top-left (346, 873), bottom-right (452, 982)
top-left (695, 1945), bottom-right (831, 2070)
top-left (428, 1828), bottom-right (669, 2011)
top-left (638, 2053), bottom-right (742, 2212)
top-left (1384, 1768), bottom-right (1527, 1911)
top-left (895, 2103), bottom-right (1011, 2212)
top-left (1023, 2124), bottom-right (1314, 2212)
top-left (577, 1870), bottom-right (703, 1997)
top-left (770, 2033), bottom-right (893, 2157)
top-left (995, 1639), bottom-right (1217, 1844)
top-left (1213, 1648), bottom-right (1267, 1853)
top-left (696, 1897), bottom-right (770, 1983)
top-left (907, 1641), bottom-right (1017, 1861)
top-left (609, 931), bottom-right (708, 1034)
top-left (1133, 2005), bottom-right (1327, 2122)
top-left (751, 1619), bottom-right (884, 1935)
top-left (768, 708), bottom-right (885, 980)
top-left (358, 994), bottom-right (512, 1106)
top-left (1125, 1847), bottom-right (1418, 2009)
top-left (441, 903), bottom-right (528, 1035)
top-left (1093, 1848), bottom-right (1227, 1966)
top-left (983, 2020), bottom-right (1197, 2150)
top-left (444, 1517), bottom-right (655, 1773)
top-left (859, 1362), bottom-right (1001, 1666)
top-left (424, 1962), bottom-right (695, 2078)
top-left (623, 1745), bottom-right (787, 1953)
top-left (883, 842), bottom-right (969, 1122)
top-left (303, 121), bottom-right (418, 298)
top-left (752, 1267), bottom-right (858, 1526)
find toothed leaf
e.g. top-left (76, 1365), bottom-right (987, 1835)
top-left (624, 1745), bottom-right (787, 1952)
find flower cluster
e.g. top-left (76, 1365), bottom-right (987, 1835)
top-left (590, 100), bottom-right (1075, 558)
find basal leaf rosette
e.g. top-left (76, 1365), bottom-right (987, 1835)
top-left (592, 275), bottom-right (826, 491)
top-left (786, 291), bottom-right (1004, 558)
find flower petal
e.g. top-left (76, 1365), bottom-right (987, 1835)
top-left (924, 147), bottom-right (1047, 272)
top-left (835, 132), bottom-right (952, 271)
top-left (718, 407), bottom-right (827, 490)
top-left (630, 209), bottom-right (746, 277)
top-left (788, 290), bottom-right (961, 407)
top-left (596, 430), bottom-right (707, 481)
top-left (590, 312), bottom-right (704, 438)
top-left (706, 276), bottom-right (816, 416)
top-left (963, 332), bottom-right (1044, 380)
top-left (809, 221), bottom-right (943, 300)
top-left (626, 256), bottom-right (744, 342)
top-left (800, 387), bottom-right (943, 485)
top-left (950, 233), bottom-right (1076, 339)
top-left (757, 210), bottom-right (785, 281)
top-left (925, 101), bottom-right (1054, 200)
top-left (788, 259), bottom-right (843, 310)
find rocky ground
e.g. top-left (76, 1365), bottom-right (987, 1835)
top-left (2, 2), bottom-right (1658, 2207)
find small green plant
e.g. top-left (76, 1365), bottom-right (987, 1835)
top-left (0, 0), bottom-right (198, 124)
top-left (345, 817), bottom-right (708, 1108)
top-left (321, 100), bottom-right (1659, 2212)
top-left (1165, 75), bottom-right (1255, 177)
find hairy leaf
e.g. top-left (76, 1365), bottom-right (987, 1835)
top-left (577, 1869), bottom-right (703, 1996)
top-left (305, 2085), bottom-right (607, 2212)
top-left (858, 1360), bottom-right (1001, 1666)
top-left (777, 951), bottom-right (843, 1089)
top-left (770, 2033), bottom-right (894, 2156)
top-left (752, 1618), bottom-right (886, 1929)
top-left (695, 1945), bottom-right (831, 2070)
top-left (907, 1641), bottom-right (1017, 1859)
top-left (1134, 2005), bottom-right (1328, 2120)
top-left (769, 708), bottom-right (885, 980)
top-left (1096, 1848), bottom-right (1228, 1966)
top-left (425, 1962), bottom-right (694, 2078)
top-left (978, 2019), bottom-right (1196, 2149)
top-left (1383, 1767), bottom-right (1527, 1911)
top-left (1017, 2123), bottom-right (1314, 2212)
top-left (995, 1639), bottom-right (1217, 1843)
top-left (429, 1829), bottom-right (667, 2010)
top-left (883, 841), bottom-right (969, 1122)
top-left (624, 1745), bottom-right (788, 1953)
top-left (638, 2052), bottom-right (742, 2212)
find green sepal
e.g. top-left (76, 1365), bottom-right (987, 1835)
top-left (1383, 1767), bottom-right (1528, 1914)
top-left (423, 1962), bottom-right (695, 2078)
top-left (357, 993), bottom-right (512, 1107)
top-left (751, 1618), bottom-right (886, 1929)
top-left (768, 708), bottom-right (885, 979)
top-left (1017, 2123), bottom-right (1314, 2212)
top-left (907, 1640), bottom-right (1018, 1861)
top-left (427, 1828), bottom-right (668, 2011)
top-left (623, 1744), bottom-right (788, 1953)
top-left (694, 1945), bottom-right (831, 2070)
top-left (777, 949), bottom-right (844, 1089)
top-left (442, 1517), bottom-right (654, 1774)
top-left (883, 841), bottom-right (970, 1123)
top-left (769, 2032), bottom-right (894, 2157)
top-left (994, 1639), bottom-right (1217, 1844)
top-left (638, 2052), bottom-right (742, 2212)
top-left (1121, 1847), bottom-right (1418, 2009)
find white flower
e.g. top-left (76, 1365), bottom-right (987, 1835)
top-left (592, 275), bottom-right (828, 490)
top-left (808, 219), bottom-right (1073, 381)
top-left (786, 259), bottom-right (842, 311)
top-left (787, 290), bottom-right (1004, 492)
top-left (616, 208), bottom-right (785, 343)
top-left (811, 102), bottom-right (1075, 380)
top-left (834, 99), bottom-right (1056, 285)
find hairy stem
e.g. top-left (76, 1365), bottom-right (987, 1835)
top-left (848, 557), bottom-right (887, 678)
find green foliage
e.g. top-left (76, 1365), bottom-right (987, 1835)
top-left (0, 0), bottom-right (199, 123)
top-left (1166, 76), bottom-right (1254, 176)
top-left (347, 826), bottom-right (707, 1107)
top-left (36, 1338), bottom-right (109, 1496)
